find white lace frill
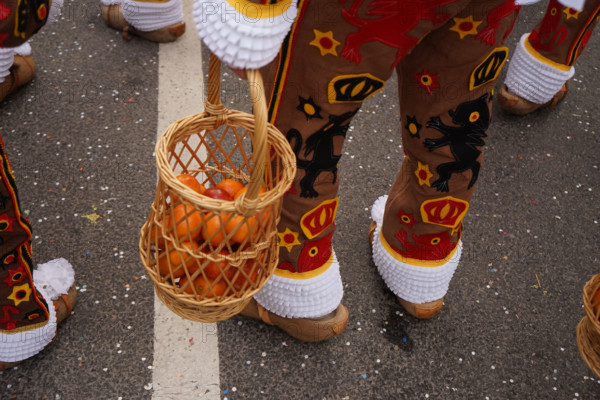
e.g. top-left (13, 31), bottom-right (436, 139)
top-left (370, 196), bottom-right (461, 304)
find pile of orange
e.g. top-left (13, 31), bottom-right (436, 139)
top-left (151, 173), bottom-right (267, 298)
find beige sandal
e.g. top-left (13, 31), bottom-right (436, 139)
top-left (240, 298), bottom-right (349, 342)
top-left (368, 221), bottom-right (443, 319)
top-left (497, 82), bottom-right (568, 115)
top-left (101, 4), bottom-right (185, 43)
top-left (0, 55), bottom-right (35, 103)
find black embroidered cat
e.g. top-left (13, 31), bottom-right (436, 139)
top-left (287, 108), bottom-right (359, 198)
top-left (424, 93), bottom-right (490, 192)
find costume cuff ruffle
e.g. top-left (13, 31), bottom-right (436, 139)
top-left (0, 48), bottom-right (15, 82)
top-left (371, 195), bottom-right (460, 304)
top-left (516, 0), bottom-right (585, 11)
top-left (123, 0), bottom-right (184, 32)
top-left (253, 251), bottom-right (343, 319)
top-left (193, 0), bottom-right (298, 69)
top-left (33, 258), bottom-right (75, 301)
top-left (0, 289), bottom-right (57, 363)
top-left (505, 34), bottom-right (575, 105)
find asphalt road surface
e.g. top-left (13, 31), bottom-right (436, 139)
top-left (0, 1), bottom-right (599, 399)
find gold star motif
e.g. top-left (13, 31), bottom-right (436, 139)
top-left (449, 16), bottom-right (482, 39)
top-left (8, 283), bottom-right (32, 306)
top-left (415, 161), bottom-right (434, 187)
top-left (563, 8), bottom-right (581, 19)
top-left (309, 30), bottom-right (341, 57)
top-left (278, 228), bottom-right (301, 252)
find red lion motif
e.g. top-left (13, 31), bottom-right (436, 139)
top-left (528, 0), bottom-right (568, 52)
top-left (392, 229), bottom-right (456, 261)
top-left (277, 232), bottom-right (334, 273)
top-left (340, 0), bottom-right (454, 69)
top-left (476, 0), bottom-right (520, 46)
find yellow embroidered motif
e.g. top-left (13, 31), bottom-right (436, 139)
top-left (449, 16), bottom-right (482, 39)
top-left (328, 74), bottom-right (385, 104)
top-left (469, 47), bottom-right (508, 91)
top-left (414, 161), bottom-right (433, 187)
top-left (8, 283), bottom-right (32, 307)
top-left (300, 198), bottom-right (338, 239)
top-left (420, 196), bottom-right (469, 234)
top-left (278, 228), bottom-right (301, 252)
top-left (310, 29), bottom-right (341, 57)
top-left (563, 8), bottom-right (582, 19)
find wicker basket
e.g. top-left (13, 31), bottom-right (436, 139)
top-left (139, 54), bottom-right (296, 322)
top-left (576, 273), bottom-right (600, 378)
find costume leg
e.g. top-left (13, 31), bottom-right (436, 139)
top-left (500, 0), bottom-right (600, 112)
top-left (371, 0), bottom-right (520, 318)
top-left (251, 0), bottom-right (478, 323)
top-left (0, 137), bottom-right (75, 364)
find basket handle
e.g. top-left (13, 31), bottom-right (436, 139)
top-left (205, 53), bottom-right (268, 206)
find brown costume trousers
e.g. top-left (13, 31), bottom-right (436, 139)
top-left (259, 0), bottom-right (520, 275)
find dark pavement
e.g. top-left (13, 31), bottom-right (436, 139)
top-left (0, 1), bottom-right (599, 399)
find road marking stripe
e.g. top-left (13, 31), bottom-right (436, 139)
top-left (153, 1), bottom-right (220, 398)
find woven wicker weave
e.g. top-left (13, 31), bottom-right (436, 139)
top-left (576, 273), bottom-right (600, 378)
top-left (139, 54), bottom-right (296, 322)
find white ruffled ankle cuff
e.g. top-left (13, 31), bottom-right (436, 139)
top-left (193, 0), bottom-right (297, 69)
top-left (13, 42), bottom-right (32, 57)
top-left (122, 0), bottom-right (183, 32)
top-left (371, 195), bottom-right (460, 304)
top-left (33, 258), bottom-right (75, 301)
top-left (0, 48), bottom-right (14, 82)
top-left (253, 251), bottom-right (343, 319)
top-left (505, 34), bottom-right (574, 105)
top-left (0, 289), bottom-right (57, 363)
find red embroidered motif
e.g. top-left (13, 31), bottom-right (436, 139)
top-left (0, 213), bottom-right (16, 232)
top-left (277, 262), bottom-right (296, 273)
top-left (0, 305), bottom-right (20, 331)
top-left (298, 232), bottom-right (333, 273)
top-left (0, 3), bottom-right (11, 20)
top-left (392, 229), bottom-right (456, 261)
top-left (340, 0), bottom-right (454, 69)
top-left (396, 209), bottom-right (417, 229)
top-left (3, 264), bottom-right (26, 287)
top-left (477, 0), bottom-right (519, 46)
top-left (528, 0), bottom-right (568, 52)
top-left (414, 69), bottom-right (440, 95)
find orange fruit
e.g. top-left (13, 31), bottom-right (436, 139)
top-left (179, 275), bottom-right (227, 298)
top-left (225, 215), bottom-right (257, 244)
top-left (157, 241), bottom-right (199, 278)
top-left (217, 179), bottom-right (245, 199)
top-left (204, 250), bottom-right (233, 280)
top-left (202, 212), bottom-right (230, 246)
top-left (171, 204), bottom-right (203, 241)
top-left (233, 185), bottom-right (266, 200)
top-left (232, 260), bottom-right (259, 290)
top-left (172, 173), bottom-right (206, 203)
top-left (257, 204), bottom-right (273, 227)
top-left (150, 218), bottom-right (169, 250)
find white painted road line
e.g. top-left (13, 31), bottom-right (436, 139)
top-left (153, 1), bottom-right (221, 399)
